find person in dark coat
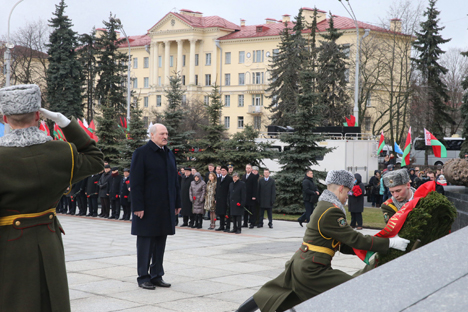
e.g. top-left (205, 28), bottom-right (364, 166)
top-left (109, 167), bottom-right (123, 219)
top-left (98, 165), bottom-right (112, 217)
top-left (257, 169), bottom-right (276, 228)
top-left (130, 123), bottom-right (181, 290)
top-left (368, 170), bottom-right (381, 207)
top-left (76, 177), bottom-right (88, 215)
top-left (241, 164), bottom-right (258, 228)
top-left (348, 173), bottom-right (365, 229)
top-left (180, 167), bottom-right (194, 227)
top-left (215, 165), bottom-right (233, 231)
top-left (228, 173), bottom-right (247, 234)
top-left (120, 168), bottom-right (131, 220)
top-left (68, 182), bottom-right (81, 215)
top-left (297, 170), bottom-right (319, 227)
top-left (85, 173), bottom-right (100, 217)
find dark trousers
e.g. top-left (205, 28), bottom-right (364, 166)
top-left (77, 194), bottom-right (87, 215)
top-left (57, 196), bottom-right (68, 213)
top-left (350, 212), bottom-right (363, 227)
top-left (110, 197), bottom-right (121, 218)
top-left (182, 215), bottom-right (195, 226)
top-left (136, 235), bottom-right (167, 284)
top-left (121, 203), bottom-right (131, 220)
top-left (68, 197), bottom-right (76, 214)
top-left (217, 215), bottom-right (226, 229)
top-left (298, 201), bottom-right (315, 223)
top-left (194, 214), bottom-right (203, 228)
top-left (232, 215), bottom-right (242, 232)
top-left (88, 196), bottom-right (98, 216)
top-left (258, 207), bottom-right (273, 226)
top-left (372, 194), bottom-right (382, 207)
top-left (243, 205), bottom-right (256, 225)
top-left (100, 197), bottom-right (110, 217)
top-left (226, 215), bottom-right (231, 230)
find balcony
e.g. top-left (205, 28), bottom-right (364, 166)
top-left (247, 84), bottom-right (266, 93)
top-left (247, 105), bottom-right (263, 114)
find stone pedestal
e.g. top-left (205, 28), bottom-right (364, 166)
top-left (444, 185), bottom-right (468, 231)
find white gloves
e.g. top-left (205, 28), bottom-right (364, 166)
top-left (40, 108), bottom-right (71, 128)
top-left (389, 234), bottom-right (410, 251)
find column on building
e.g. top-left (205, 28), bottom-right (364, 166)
top-left (150, 41), bottom-right (159, 85)
top-left (189, 39), bottom-right (196, 85)
top-left (198, 40), bottom-right (204, 86)
top-left (164, 40), bottom-right (171, 85)
top-left (177, 39), bottom-right (183, 75)
top-left (211, 39), bottom-right (217, 85)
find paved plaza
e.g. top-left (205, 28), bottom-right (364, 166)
top-left (62, 215), bottom-right (378, 312)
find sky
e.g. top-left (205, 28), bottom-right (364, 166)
top-left (1, 0), bottom-right (467, 50)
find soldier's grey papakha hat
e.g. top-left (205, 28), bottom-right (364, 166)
top-left (325, 170), bottom-right (355, 190)
top-left (0, 84), bottom-right (41, 115)
top-left (383, 169), bottom-right (410, 188)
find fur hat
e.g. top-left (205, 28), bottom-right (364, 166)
top-left (0, 84), bottom-right (41, 115)
top-left (325, 170), bottom-right (355, 190)
top-left (383, 169), bottom-right (410, 188)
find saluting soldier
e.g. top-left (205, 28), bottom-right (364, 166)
top-left (381, 169), bottom-right (416, 223)
top-left (236, 170), bottom-right (410, 312)
top-left (0, 84), bottom-right (103, 311)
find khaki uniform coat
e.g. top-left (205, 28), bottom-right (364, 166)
top-left (253, 197), bottom-right (390, 312)
top-left (0, 119), bottom-right (103, 312)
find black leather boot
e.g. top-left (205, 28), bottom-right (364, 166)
top-left (236, 296), bottom-right (258, 312)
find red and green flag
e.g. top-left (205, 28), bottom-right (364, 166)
top-left (401, 127), bottom-right (412, 167)
top-left (377, 131), bottom-right (385, 155)
top-left (53, 123), bottom-right (67, 141)
top-left (118, 117), bottom-right (129, 139)
top-left (88, 120), bottom-right (98, 142)
top-left (78, 119), bottom-right (93, 138)
top-left (343, 115), bottom-right (357, 127)
top-left (424, 128), bottom-right (447, 158)
top-left (39, 121), bottom-right (50, 136)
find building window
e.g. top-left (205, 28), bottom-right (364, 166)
top-left (238, 73), bottom-right (245, 85)
top-left (183, 55), bottom-right (186, 67)
top-left (156, 95), bottom-right (162, 107)
top-left (158, 76), bottom-right (161, 86)
top-left (170, 56), bottom-right (174, 67)
top-left (253, 50), bottom-right (264, 63)
top-left (237, 116), bottom-right (244, 129)
top-left (143, 116), bottom-right (148, 128)
top-left (365, 117), bottom-right (371, 131)
top-left (253, 72), bottom-right (264, 84)
top-left (182, 75), bottom-right (186, 86)
top-left (144, 96), bottom-right (149, 107)
top-left (272, 49), bottom-right (279, 60)
top-left (204, 96), bottom-right (209, 105)
top-left (343, 44), bottom-right (351, 58)
top-left (206, 53), bottom-right (211, 66)
top-left (366, 94), bottom-right (372, 107)
top-left (205, 74), bottom-right (211, 86)
top-left (254, 116), bottom-right (261, 130)
top-left (239, 51), bottom-right (245, 64)
top-left (195, 75), bottom-right (198, 86)
top-left (225, 74), bottom-right (231, 86)
top-left (133, 58), bottom-right (138, 68)
top-left (238, 94), bottom-right (244, 107)
top-left (224, 116), bottom-right (230, 128)
top-left (195, 54), bottom-right (199, 66)
top-left (144, 77), bottom-right (149, 88)
top-left (144, 57), bottom-right (149, 68)
top-left (225, 95), bottom-right (230, 107)
top-left (252, 94), bottom-right (262, 106)
top-left (133, 78), bottom-right (138, 88)
top-left (158, 56), bottom-right (162, 68)
top-left (225, 52), bottom-right (231, 64)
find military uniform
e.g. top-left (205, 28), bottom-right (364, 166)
top-left (253, 191), bottom-right (390, 312)
top-left (380, 169), bottom-right (416, 223)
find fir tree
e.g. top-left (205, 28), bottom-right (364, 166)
top-left (46, 0), bottom-right (83, 120)
top-left (95, 14), bottom-right (127, 111)
top-left (120, 105), bottom-right (148, 168)
top-left (266, 9), bottom-right (308, 126)
top-left (274, 8), bottom-right (330, 213)
top-left (413, 0), bottom-right (453, 138)
top-left (317, 13), bottom-right (351, 126)
top-left (191, 84), bottom-right (227, 169)
top-left (459, 50), bottom-right (468, 158)
top-left (96, 99), bottom-right (125, 164)
top-left (163, 73), bottom-right (193, 164)
top-left (77, 28), bottom-right (98, 122)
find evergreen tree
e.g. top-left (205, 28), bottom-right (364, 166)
top-left (266, 9), bottom-right (308, 126)
top-left (191, 84), bottom-right (227, 169)
top-left (77, 28), bottom-right (98, 122)
top-left (413, 0), bottom-right (453, 138)
top-left (317, 13), bottom-right (351, 126)
top-left (95, 99), bottom-right (125, 164)
top-left (121, 105), bottom-right (148, 168)
top-left (163, 73), bottom-right (193, 164)
top-left (95, 14), bottom-right (127, 111)
top-left (459, 50), bottom-right (468, 158)
top-left (274, 8), bottom-right (330, 213)
top-left (46, 0), bottom-right (83, 120)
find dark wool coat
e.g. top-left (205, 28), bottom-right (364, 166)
top-left (0, 118), bottom-right (103, 312)
top-left (109, 174), bottom-right (123, 198)
top-left (189, 173), bottom-right (206, 214)
top-left (130, 141), bottom-right (181, 237)
top-left (302, 176), bottom-right (319, 203)
top-left (242, 173), bottom-right (258, 206)
top-left (180, 174), bottom-right (194, 217)
top-left (98, 171), bottom-right (111, 198)
top-left (120, 175), bottom-right (131, 205)
top-left (215, 175), bottom-right (233, 215)
top-left (257, 177), bottom-right (276, 209)
top-left (348, 173), bottom-right (365, 213)
top-left (228, 180), bottom-right (247, 216)
top-left (86, 173), bottom-right (100, 196)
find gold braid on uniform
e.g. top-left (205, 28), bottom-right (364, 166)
top-left (63, 142), bottom-right (75, 195)
top-left (318, 207), bottom-right (341, 248)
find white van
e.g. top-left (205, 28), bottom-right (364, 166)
top-left (412, 137), bottom-right (465, 166)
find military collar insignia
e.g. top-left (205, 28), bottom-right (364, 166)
top-left (0, 126), bottom-right (52, 147)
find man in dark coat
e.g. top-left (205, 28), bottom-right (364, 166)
top-left (68, 182), bottom-right (81, 215)
top-left (120, 168), bottom-right (131, 220)
top-left (257, 169), bottom-right (276, 228)
top-left (76, 177), bottom-right (88, 215)
top-left (85, 173), bottom-right (100, 217)
top-left (241, 164), bottom-right (258, 228)
top-left (130, 123), bottom-right (181, 290)
top-left (348, 173), bottom-right (365, 229)
top-left (368, 170), bottom-right (381, 207)
top-left (180, 166), bottom-right (194, 227)
top-left (109, 167), bottom-right (123, 219)
top-left (215, 165), bottom-right (233, 231)
top-left (98, 165), bottom-right (112, 217)
top-left (0, 84), bottom-right (103, 312)
top-left (228, 173), bottom-right (247, 234)
top-left (297, 170), bottom-right (320, 227)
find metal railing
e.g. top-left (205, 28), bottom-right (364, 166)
top-left (248, 105), bottom-right (263, 114)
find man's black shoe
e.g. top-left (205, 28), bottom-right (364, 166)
top-left (235, 230), bottom-right (241, 234)
top-left (223, 228), bottom-right (230, 232)
top-left (269, 224), bottom-right (273, 229)
top-left (242, 223), bottom-right (248, 228)
top-left (215, 227), bottom-right (224, 231)
top-left (297, 218), bottom-right (303, 227)
top-left (249, 224), bottom-right (254, 229)
top-left (86, 213), bottom-right (92, 217)
top-left (152, 279), bottom-right (171, 288)
top-left (139, 282), bottom-right (156, 290)
top-left (257, 224), bottom-right (263, 228)
top-left (180, 224), bottom-right (188, 227)
top-left (229, 229), bottom-right (237, 233)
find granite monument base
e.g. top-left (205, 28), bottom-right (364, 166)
top-left (444, 185), bottom-right (468, 231)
